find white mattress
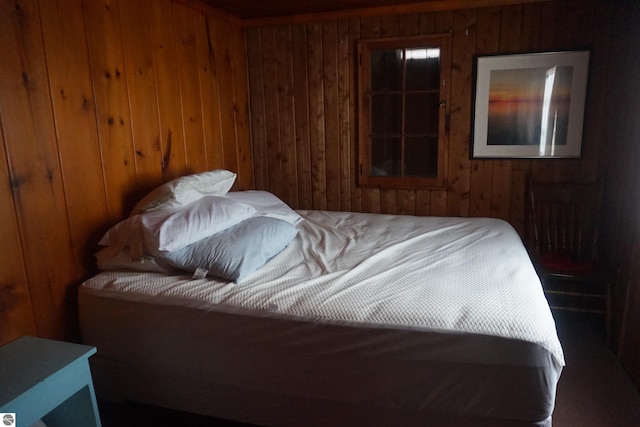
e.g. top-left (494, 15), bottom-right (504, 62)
top-left (80, 210), bottom-right (564, 425)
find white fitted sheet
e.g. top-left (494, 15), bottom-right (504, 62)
top-left (79, 210), bottom-right (564, 425)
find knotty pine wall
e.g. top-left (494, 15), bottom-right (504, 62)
top-left (0, 0), bottom-right (252, 344)
top-left (246, 0), bottom-right (608, 235)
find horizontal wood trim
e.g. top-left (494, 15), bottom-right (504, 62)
top-left (241, 0), bottom-right (551, 28)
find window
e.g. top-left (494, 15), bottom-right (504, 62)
top-left (357, 35), bottom-right (451, 189)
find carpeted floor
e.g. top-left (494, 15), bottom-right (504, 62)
top-left (552, 311), bottom-right (640, 427)
top-left (99, 312), bottom-right (640, 427)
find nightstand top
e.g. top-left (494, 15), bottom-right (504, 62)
top-left (0, 336), bottom-right (96, 406)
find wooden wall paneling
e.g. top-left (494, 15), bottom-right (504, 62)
top-left (291, 24), bottom-right (313, 209)
top-left (307, 23), bottom-right (328, 210)
top-left (0, 116), bottom-right (36, 343)
top-left (347, 18), bottom-right (362, 213)
top-left (197, 13), bottom-right (225, 173)
top-left (119, 0), bottom-right (164, 191)
top-left (0, 0), bottom-right (253, 344)
top-left (587, 0), bottom-right (612, 185)
top-left (149, 0), bottom-right (188, 182)
top-left (323, 21), bottom-right (342, 212)
top-left (174, 3), bottom-right (208, 174)
top-left (245, 28), bottom-right (268, 189)
top-left (82, 0), bottom-right (138, 220)
top-left (229, 19), bottom-right (254, 189)
top-left (213, 19), bottom-right (242, 175)
top-left (39, 0), bottom-right (110, 273)
top-left (0, 0), bottom-right (77, 339)
top-left (418, 11), bottom-right (436, 34)
top-left (337, 20), bottom-right (353, 212)
top-left (469, 7), bottom-right (500, 218)
top-left (358, 16), bottom-right (381, 214)
top-left (445, 9), bottom-right (475, 217)
top-left (397, 190), bottom-right (417, 215)
top-left (258, 27), bottom-right (284, 198)
top-left (380, 189), bottom-right (398, 214)
top-left (275, 26), bottom-right (298, 206)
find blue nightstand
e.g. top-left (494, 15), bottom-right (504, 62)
top-left (0, 336), bottom-right (101, 427)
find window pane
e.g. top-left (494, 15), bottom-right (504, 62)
top-left (371, 137), bottom-right (401, 176)
top-left (406, 50), bottom-right (440, 91)
top-left (370, 49), bottom-right (403, 92)
top-left (371, 94), bottom-right (402, 134)
top-left (405, 93), bottom-right (439, 135)
top-left (404, 137), bottom-right (438, 177)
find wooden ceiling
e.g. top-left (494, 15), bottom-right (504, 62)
top-left (198, 0), bottom-right (550, 25)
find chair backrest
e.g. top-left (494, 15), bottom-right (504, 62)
top-left (525, 174), bottom-right (603, 264)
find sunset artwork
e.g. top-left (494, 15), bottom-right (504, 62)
top-left (487, 66), bottom-right (573, 147)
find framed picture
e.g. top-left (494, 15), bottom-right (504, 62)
top-left (471, 50), bottom-right (590, 159)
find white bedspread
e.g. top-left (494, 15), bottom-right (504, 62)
top-left (84, 210), bottom-right (564, 366)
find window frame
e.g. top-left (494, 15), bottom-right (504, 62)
top-left (357, 34), bottom-right (451, 189)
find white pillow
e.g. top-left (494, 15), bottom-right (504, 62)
top-left (131, 169), bottom-right (237, 215)
top-left (160, 216), bottom-right (298, 282)
top-left (100, 196), bottom-right (256, 255)
top-left (95, 246), bottom-right (179, 274)
top-left (224, 190), bottom-right (302, 225)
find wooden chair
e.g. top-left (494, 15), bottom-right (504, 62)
top-left (525, 173), bottom-right (614, 344)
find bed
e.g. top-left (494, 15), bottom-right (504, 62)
top-left (78, 170), bottom-right (564, 427)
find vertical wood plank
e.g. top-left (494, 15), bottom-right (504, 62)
top-left (0, 115), bottom-right (36, 343)
top-left (337, 19), bottom-right (353, 212)
top-left (260, 27), bottom-right (284, 198)
top-left (0, 0), bottom-right (77, 339)
top-left (39, 0), bottom-right (110, 273)
top-left (275, 25), bottom-right (298, 205)
top-left (347, 18), bottom-right (362, 212)
top-left (83, 0), bottom-right (137, 219)
top-left (579, 0), bottom-right (610, 184)
top-left (174, 3), bottom-right (207, 174)
top-left (213, 18), bottom-right (242, 174)
top-left (245, 27), bottom-right (268, 189)
top-left (119, 0), bottom-right (163, 190)
top-left (397, 190), bottom-right (417, 215)
top-left (229, 21), bottom-right (254, 189)
top-left (323, 21), bottom-right (341, 211)
top-left (307, 22), bottom-right (327, 210)
top-left (149, 0), bottom-right (187, 181)
top-left (446, 9), bottom-right (476, 217)
top-left (291, 24), bottom-right (313, 209)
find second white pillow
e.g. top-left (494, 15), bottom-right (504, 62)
top-left (100, 196), bottom-right (256, 256)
